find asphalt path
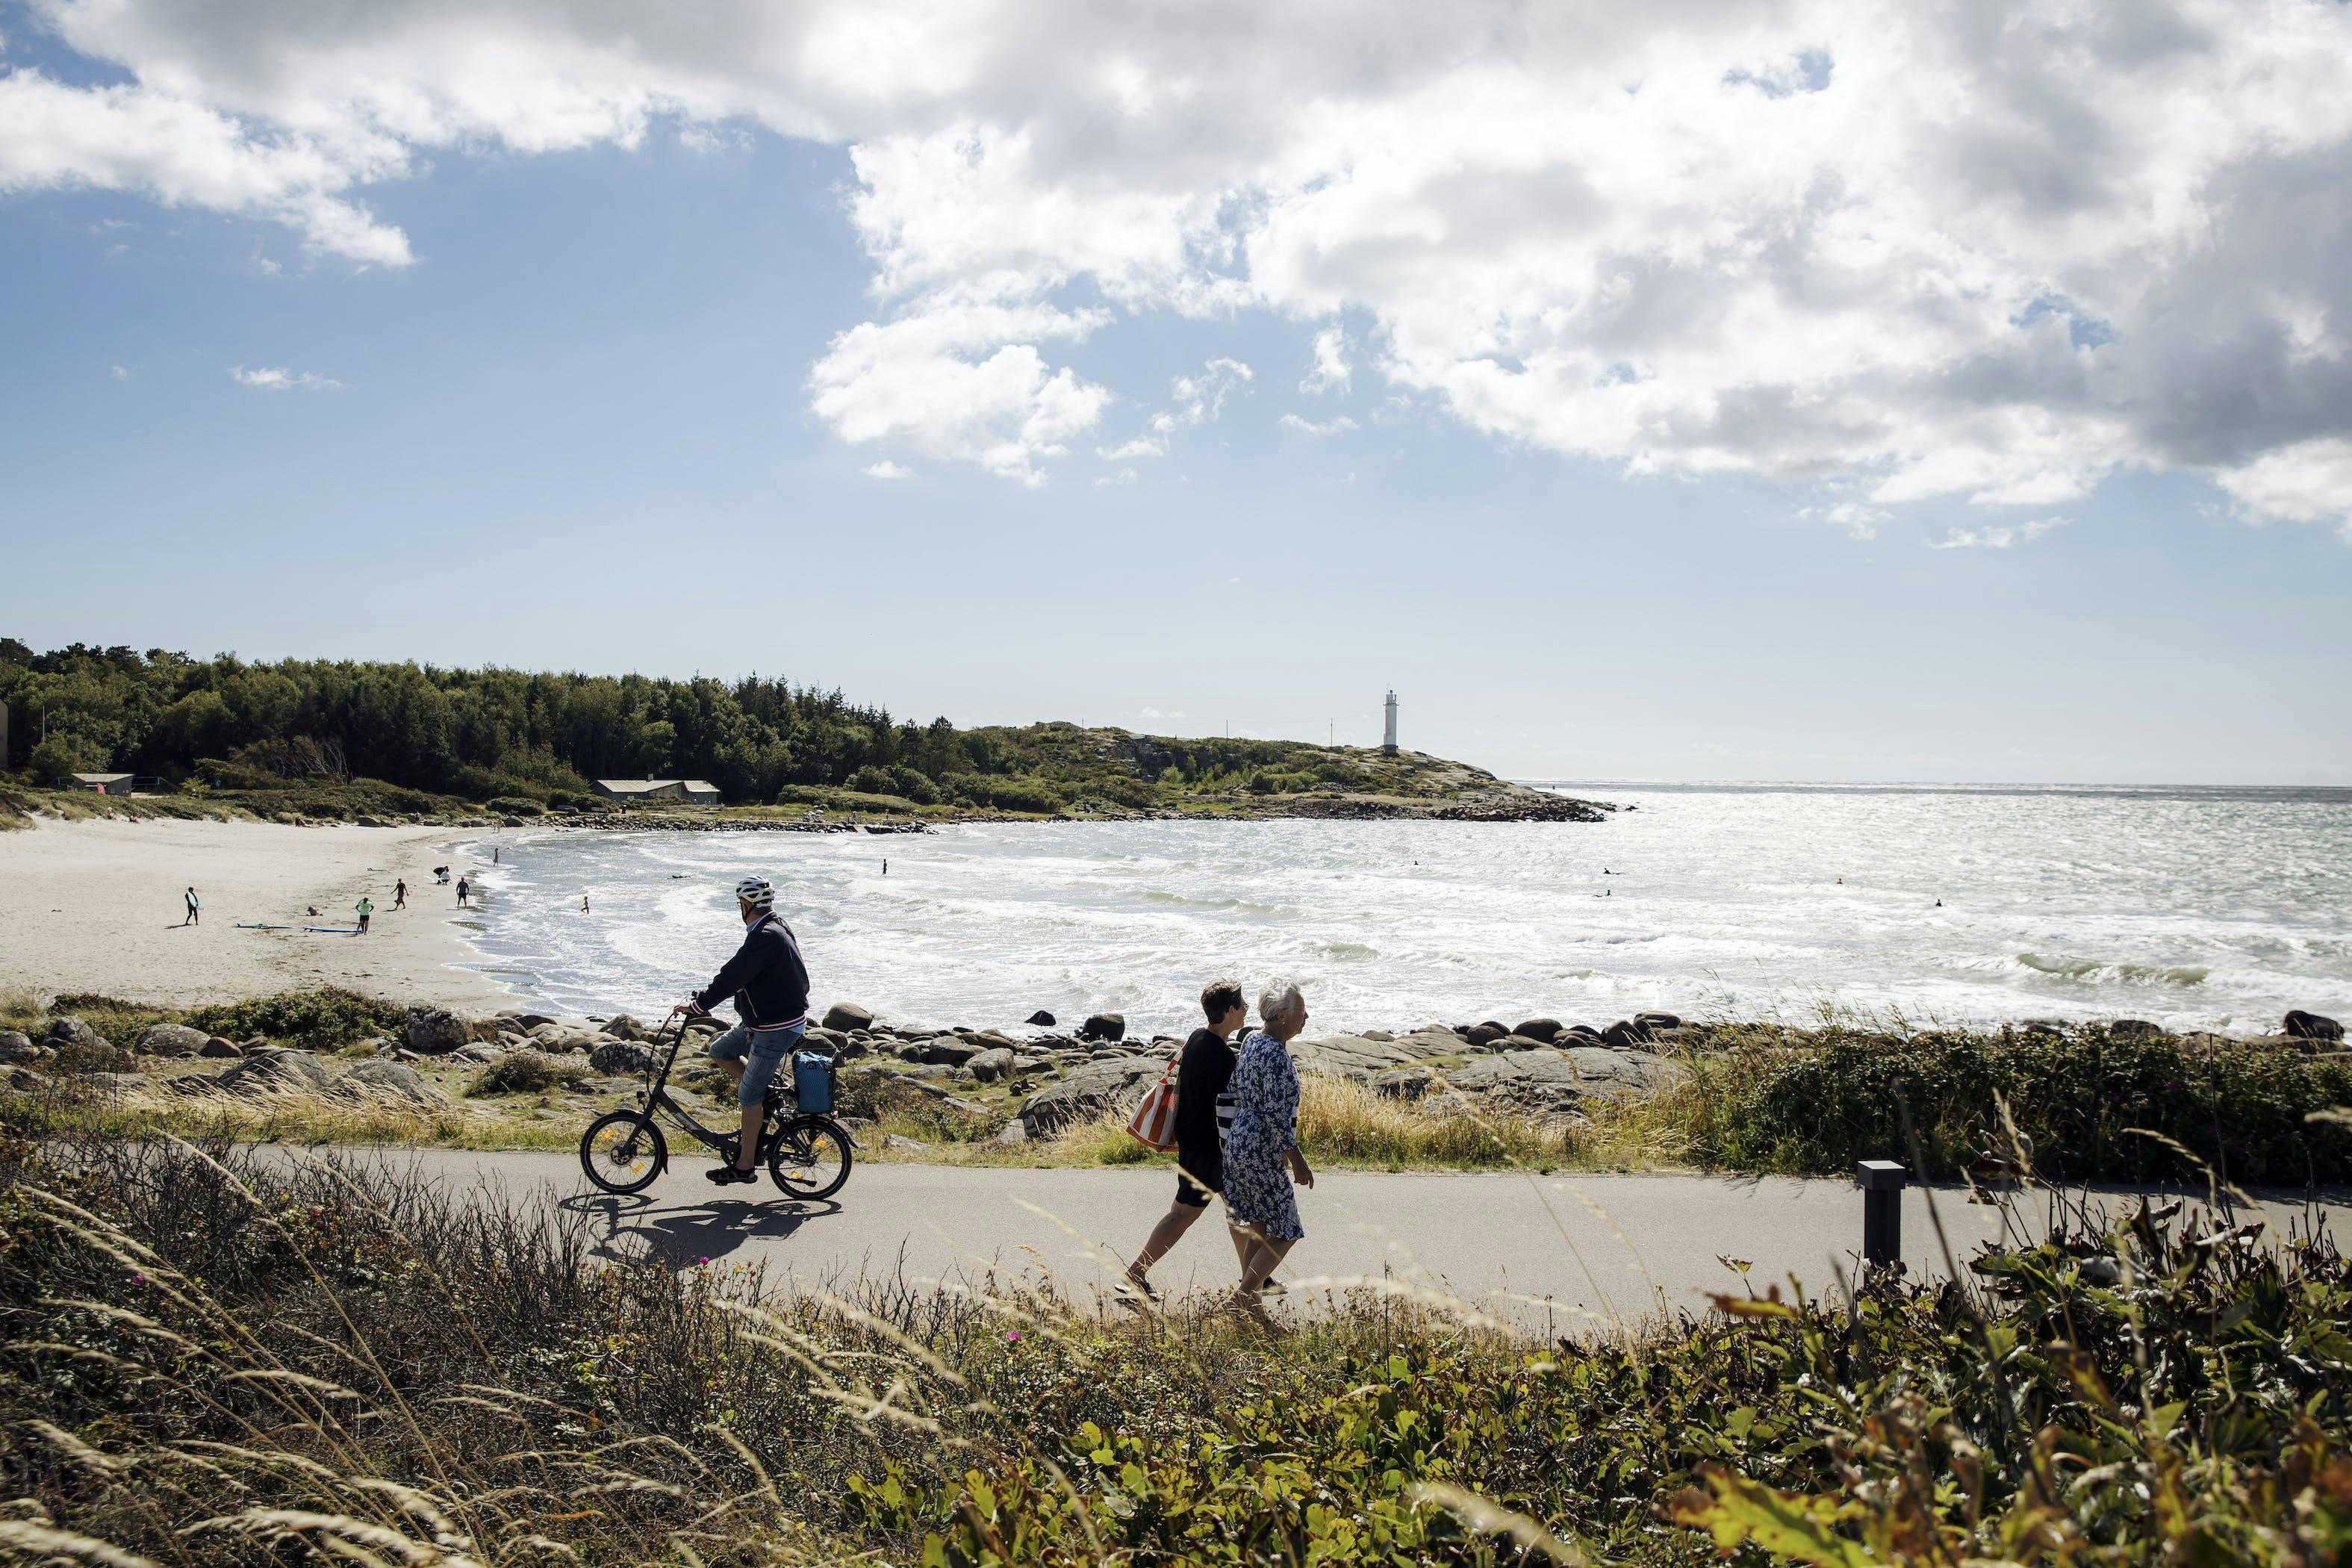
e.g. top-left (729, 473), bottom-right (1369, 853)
top-left (341, 1147), bottom-right (2350, 1332)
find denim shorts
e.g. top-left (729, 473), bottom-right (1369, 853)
top-left (707, 1021), bottom-right (807, 1107)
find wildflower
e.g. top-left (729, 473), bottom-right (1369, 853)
top-left (1006, 1330), bottom-right (1022, 1343)
top-left (130, 1271), bottom-right (146, 1287)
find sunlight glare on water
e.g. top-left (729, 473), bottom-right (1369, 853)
top-left (452, 783), bottom-right (2352, 1041)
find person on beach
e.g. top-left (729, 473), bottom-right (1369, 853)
top-left (183, 887), bottom-right (200, 926)
top-left (1219, 980), bottom-right (1316, 1324)
top-left (581, 893), bottom-right (591, 913)
top-left (1123, 980), bottom-right (1254, 1300)
top-left (355, 896), bottom-right (373, 934)
top-left (456, 877), bottom-right (471, 908)
top-left (394, 879), bottom-right (407, 909)
top-left (684, 875), bottom-right (812, 1186)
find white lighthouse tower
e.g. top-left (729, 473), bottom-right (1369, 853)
top-left (1382, 690), bottom-right (1399, 756)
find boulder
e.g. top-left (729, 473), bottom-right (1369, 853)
top-left (1025, 1010), bottom-right (1057, 1027)
top-left (137, 1022), bottom-right (211, 1059)
top-left (334, 1060), bottom-right (450, 1106)
top-left (0, 1030), bottom-right (38, 1065)
top-left (2285, 1010), bottom-right (2344, 1043)
top-left (966, 1047), bottom-right (1016, 1083)
top-left (1289, 1033), bottom-right (1420, 1082)
top-left (403, 1006), bottom-right (470, 1055)
top-left (2109, 1019), bottom-right (2171, 1039)
top-left (45, 1016), bottom-right (108, 1052)
top-left (898, 1038), bottom-right (985, 1068)
top-left (1448, 1048), bottom-right (1581, 1092)
top-left (1634, 1011), bottom-right (1683, 1032)
top-left (1080, 1012), bottom-right (1127, 1043)
top-left (588, 1041), bottom-right (653, 1076)
top-left (600, 1013), bottom-right (647, 1041)
top-left (1017, 1057), bottom-right (1159, 1136)
top-left (80, 1072), bottom-right (152, 1095)
top-left (450, 1045), bottom-right (500, 1065)
top-left (1373, 1067), bottom-right (1435, 1101)
top-left (992, 1119), bottom-right (1030, 1146)
top-left (511, 1012), bottom-right (557, 1030)
top-left (1563, 1047), bottom-right (1689, 1097)
top-left (1360, 1029), bottom-right (1394, 1042)
top-left (1465, 1021), bottom-right (1510, 1048)
top-left (1513, 1018), bottom-right (1564, 1045)
top-left (884, 1133), bottom-right (935, 1155)
top-left (217, 1049), bottom-right (334, 1095)
top-left (1558, 1024), bottom-right (1605, 1045)
top-left (199, 1036), bottom-right (243, 1058)
top-left (1600, 1019), bottom-right (1643, 1050)
top-left (821, 1002), bottom-right (876, 1033)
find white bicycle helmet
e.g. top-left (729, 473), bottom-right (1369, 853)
top-left (734, 875), bottom-right (775, 909)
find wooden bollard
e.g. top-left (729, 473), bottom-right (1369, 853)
top-left (1857, 1159), bottom-right (1908, 1266)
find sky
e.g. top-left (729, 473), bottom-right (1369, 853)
top-left (2, 0), bottom-right (2349, 785)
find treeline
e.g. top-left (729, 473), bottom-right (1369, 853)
top-left (0, 641), bottom-right (1409, 812)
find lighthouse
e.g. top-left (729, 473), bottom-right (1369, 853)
top-left (1382, 690), bottom-right (1399, 756)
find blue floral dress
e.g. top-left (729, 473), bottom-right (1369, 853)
top-left (1220, 1030), bottom-right (1304, 1241)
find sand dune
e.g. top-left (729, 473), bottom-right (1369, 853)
top-left (0, 817), bottom-right (517, 1009)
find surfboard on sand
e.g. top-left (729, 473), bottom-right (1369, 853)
top-left (234, 922), bottom-right (293, 930)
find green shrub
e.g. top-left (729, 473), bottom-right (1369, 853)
top-left (1681, 1024), bottom-right (2352, 1184)
top-left (467, 1051), bottom-right (588, 1095)
top-left (184, 989), bottom-right (405, 1050)
top-left (484, 795), bottom-right (545, 817)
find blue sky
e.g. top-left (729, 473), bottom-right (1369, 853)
top-left (3, 1), bottom-right (2350, 783)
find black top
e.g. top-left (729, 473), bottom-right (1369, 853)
top-left (1172, 1027), bottom-right (1236, 1159)
top-left (694, 912), bottom-right (812, 1027)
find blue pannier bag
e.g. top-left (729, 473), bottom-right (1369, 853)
top-left (792, 1051), bottom-right (834, 1115)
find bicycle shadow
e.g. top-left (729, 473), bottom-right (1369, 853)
top-left (561, 1189), bottom-right (844, 1269)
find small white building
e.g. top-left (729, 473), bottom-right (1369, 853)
top-left (594, 779), bottom-right (721, 805)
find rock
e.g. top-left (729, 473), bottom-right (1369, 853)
top-left (1558, 1024), bottom-right (1605, 1045)
top-left (137, 1023), bottom-right (211, 1058)
top-left (2109, 1019), bottom-right (2170, 1039)
top-left (200, 1036), bottom-right (242, 1058)
top-left (0, 1030), bottom-right (37, 1065)
top-left (80, 1071), bottom-right (151, 1095)
top-left (1025, 1010), bottom-right (1057, 1027)
top-left (1373, 1067), bottom-right (1435, 1101)
top-left (897, 1038), bottom-right (984, 1068)
top-left (574, 1077), bottom-right (640, 1095)
top-left (1600, 1019), bottom-right (1643, 1050)
top-left (404, 1006), bottom-right (470, 1055)
top-left (1634, 1011), bottom-right (1683, 1032)
top-left (884, 1133), bottom-right (934, 1154)
top-left (600, 1013), bottom-right (646, 1041)
top-left (1513, 1018), bottom-right (1563, 1044)
top-left (52, 1036), bottom-right (135, 1075)
top-left (992, 1119), bottom-right (1030, 1146)
top-left (1449, 1048), bottom-right (1582, 1092)
top-left (1496, 1034), bottom-right (1548, 1052)
top-left (1465, 1021), bottom-right (1510, 1048)
top-left (2285, 1010), bottom-right (2344, 1043)
top-left (1289, 1033), bottom-right (1420, 1081)
top-left (588, 1041), bottom-right (653, 1076)
top-left (8, 1066), bottom-right (55, 1092)
top-left (450, 1045), bottom-right (500, 1065)
top-left (821, 1002), bottom-right (875, 1033)
top-left (2020, 1019), bottom-right (2068, 1036)
top-left (1080, 1012), bottom-right (1127, 1043)
top-left (1563, 1046), bottom-right (1689, 1097)
top-left (966, 1047), bottom-right (1016, 1083)
top-left (45, 1016), bottom-right (108, 1052)
top-left (217, 1048), bottom-right (334, 1095)
top-left (1360, 1029), bottom-right (1394, 1042)
top-left (334, 1060), bottom-right (450, 1106)
top-left (1018, 1057), bottom-right (1160, 1136)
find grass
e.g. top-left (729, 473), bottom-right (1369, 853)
top-left (6, 1116), bottom-right (2352, 1565)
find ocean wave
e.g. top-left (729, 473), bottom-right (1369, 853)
top-left (2017, 953), bottom-right (2209, 986)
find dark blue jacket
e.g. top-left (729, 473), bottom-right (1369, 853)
top-left (694, 912), bottom-right (811, 1028)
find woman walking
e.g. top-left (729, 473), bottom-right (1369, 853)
top-left (1123, 980), bottom-right (1252, 1299)
top-left (1219, 980), bottom-right (1316, 1325)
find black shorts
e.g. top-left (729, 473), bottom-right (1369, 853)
top-left (1174, 1147), bottom-right (1223, 1208)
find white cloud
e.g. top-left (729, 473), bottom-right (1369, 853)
top-left (1137, 706), bottom-right (1186, 721)
top-left (1926, 516), bottom-right (2070, 550)
top-left (806, 296), bottom-right (1110, 485)
top-left (108, 364), bottom-right (128, 379)
top-left (2214, 439), bottom-right (2352, 535)
top-left (862, 459), bottom-right (912, 479)
top-left (1094, 466), bottom-right (1138, 486)
top-left (1281, 412), bottom-right (1357, 437)
top-left (1095, 434), bottom-right (1165, 461)
top-left (230, 364), bottom-right (339, 391)
top-left (1796, 501), bottom-right (1888, 540)
top-left (11, 1), bottom-right (2352, 514)
top-left (1301, 326), bottom-right (1349, 395)
top-left (1093, 358), bottom-right (1251, 466)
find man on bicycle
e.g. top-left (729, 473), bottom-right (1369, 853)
top-left (685, 875), bottom-right (812, 1185)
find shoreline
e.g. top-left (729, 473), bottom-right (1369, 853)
top-left (0, 816), bottom-right (511, 1010)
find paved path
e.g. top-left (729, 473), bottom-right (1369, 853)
top-left (346, 1148), bottom-right (2349, 1331)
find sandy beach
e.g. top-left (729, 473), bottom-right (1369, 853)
top-left (0, 818), bottom-right (514, 1009)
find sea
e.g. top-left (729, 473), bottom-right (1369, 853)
top-left (446, 783), bottom-right (2352, 1042)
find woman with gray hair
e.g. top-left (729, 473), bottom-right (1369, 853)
top-left (1218, 980), bottom-right (1316, 1321)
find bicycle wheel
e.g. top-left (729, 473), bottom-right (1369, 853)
top-left (579, 1110), bottom-right (667, 1194)
top-left (768, 1116), bottom-right (852, 1200)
